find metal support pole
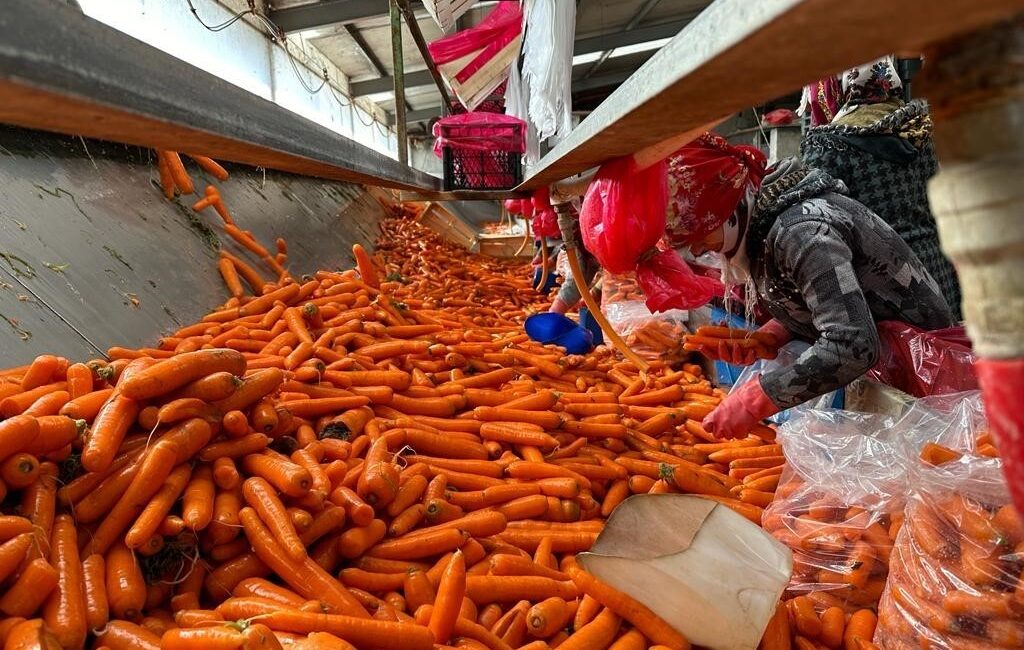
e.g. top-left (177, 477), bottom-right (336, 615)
top-left (396, 0), bottom-right (456, 115)
top-left (389, 0), bottom-right (409, 165)
top-left (921, 13), bottom-right (1024, 510)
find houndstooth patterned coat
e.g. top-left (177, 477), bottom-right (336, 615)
top-left (749, 165), bottom-right (954, 409)
top-left (801, 100), bottom-right (962, 319)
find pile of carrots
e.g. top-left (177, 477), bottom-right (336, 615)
top-left (0, 149), bottom-right (912, 650)
top-left (0, 209), bottom-right (794, 650)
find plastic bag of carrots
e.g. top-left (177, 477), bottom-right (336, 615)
top-left (601, 272), bottom-right (690, 362)
top-left (875, 399), bottom-right (1022, 650)
top-left (761, 399), bottom-right (971, 613)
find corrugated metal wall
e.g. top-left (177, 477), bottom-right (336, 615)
top-left (0, 127), bottom-right (390, 365)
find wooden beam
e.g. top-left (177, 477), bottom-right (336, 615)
top-left (0, 0), bottom-right (439, 192)
top-left (270, 0), bottom-right (423, 33)
top-left (520, 0), bottom-right (1024, 189)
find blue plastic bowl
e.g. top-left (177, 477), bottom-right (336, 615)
top-left (524, 313), bottom-right (594, 354)
top-left (552, 327), bottom-right (594, 355)
top-left (525, 313), bottom-right (577, 342)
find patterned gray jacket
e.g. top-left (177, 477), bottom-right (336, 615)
top-left (748, 164), bottom-right (954, 409)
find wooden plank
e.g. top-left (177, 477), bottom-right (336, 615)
top-left (399, 190), bottom-right (529, 202)
top-left (520, 0), bottom-right (1024, 188)
top-left (0, 0), bottom-right (440, 192)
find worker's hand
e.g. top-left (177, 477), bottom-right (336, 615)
top-left (703, 378), bottom-right (781, 439)
top-left (549, 297), bottom-right (571, 314)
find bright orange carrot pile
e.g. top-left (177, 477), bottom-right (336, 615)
top-left (6, 159), bottom-right (932, 650)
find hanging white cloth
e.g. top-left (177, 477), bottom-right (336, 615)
top-left (520, 0), bottom-right (575, 143)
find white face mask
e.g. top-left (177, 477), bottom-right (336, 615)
top-left (713, 187), bottom-right (757, 286)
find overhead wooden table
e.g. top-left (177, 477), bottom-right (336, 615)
top-left (520, 0), bottom-right (1024, 189)
top-left (0, 0), bottom-right (441, 192)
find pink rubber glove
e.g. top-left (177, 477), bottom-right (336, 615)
top-left (703, 377), bottom-right (781, 439)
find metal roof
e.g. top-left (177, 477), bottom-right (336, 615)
top-left (267, 0), bottom-right (714, 130)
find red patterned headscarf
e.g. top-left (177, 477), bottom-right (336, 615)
top-left (663, 133), bottom-right (768, 248)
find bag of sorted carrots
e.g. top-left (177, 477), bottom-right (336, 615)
top-left (874, 394), bottom-right (1024, 650)
top-left (601, 272), bottom-right (690, 362)
top-left (761, 395), bottom-right (972, 613)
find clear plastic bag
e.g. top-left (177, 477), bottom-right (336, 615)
top-left (874, 395), bottom-right (1023, 650)
top-left (763, 393), bottom-right (988, 612)
top-left (601, 272), bottom-right (689, 361)
top-left (730, 342), bottom-right (842, 424)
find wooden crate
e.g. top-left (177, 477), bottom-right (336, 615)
top-left (478, 233), bottom-right (531, 259)
top-left (422, 0), bottom-right (476, 32)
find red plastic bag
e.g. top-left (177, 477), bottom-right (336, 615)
top-left (761, 108), bottom-right (797, 126)
top-left (580, 156), bottom-right (723, 312)
top-left (504, 199), bottom-right (521, 214)
top-left (866, 322), bottom-right (977, 398)
top-left (531, 188), bottom-right (559, 239)
top-left (519, 199), bottom-right (534, 218)
top-left (427, 1), bottom-right (521, 68)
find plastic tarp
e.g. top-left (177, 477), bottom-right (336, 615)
top-left (432, 112), bottom-right (526, 156)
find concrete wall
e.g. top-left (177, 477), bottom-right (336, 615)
top-left (0, 126), bottom-right (390, 366)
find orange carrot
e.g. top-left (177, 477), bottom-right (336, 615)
top-left (567, 566), bottom-right (688, 649)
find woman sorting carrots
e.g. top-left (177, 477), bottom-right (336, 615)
top-left (660, 132), bottom-right (954, 438)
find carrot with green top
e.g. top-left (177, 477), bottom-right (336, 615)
top-left (81, 358), bottom-right (154, 473)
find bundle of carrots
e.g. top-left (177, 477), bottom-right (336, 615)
top-left (762, 480), bottom-right (899, 611)
top-left (682, 326), bottom-right (780, 364)
top-left (874, 441), bottom-right (1022, 650)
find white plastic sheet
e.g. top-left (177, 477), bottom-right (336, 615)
top-left (520, 0), bottom-right (575, 142)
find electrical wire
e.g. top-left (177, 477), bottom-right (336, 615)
top-left (185, 0), bottom-right (251, 32)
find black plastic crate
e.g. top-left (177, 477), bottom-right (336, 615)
top-left (436, 116), bottom-right (524, 191)
top-left (442, 146), bottom-right (522, 191)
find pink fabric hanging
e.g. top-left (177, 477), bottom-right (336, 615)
top-left (427, 2), bottom-right (523, 111)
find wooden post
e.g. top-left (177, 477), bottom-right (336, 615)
top-left (390, 0), bottom-right (409, 165)
top-left (922, 12), bottom-right (1024, 510)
